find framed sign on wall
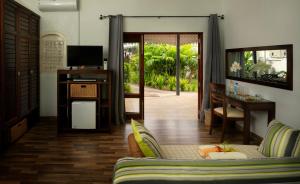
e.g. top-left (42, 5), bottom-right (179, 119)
top-left (40, 33), bottom-right (66, 73)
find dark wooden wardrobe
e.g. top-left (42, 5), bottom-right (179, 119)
top-left (0, 0), bottom-right (40, 150)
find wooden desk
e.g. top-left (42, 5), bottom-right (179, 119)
top-left (226, 95), bottom-right (276, 144)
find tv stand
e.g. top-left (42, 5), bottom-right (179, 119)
top-left (57, 69), bottom-right (112, 133)
top-left (69, 66), bottom-right (103, 70)
top-left (73, 79), bottom-right (97, 82)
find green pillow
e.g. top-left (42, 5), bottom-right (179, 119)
top-left (258, 120), bottom-right (300, 157)
top-left (131, 119), bottom-right (163, 158)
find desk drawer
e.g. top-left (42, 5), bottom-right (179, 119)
top-left (11, 119), bottom-right (27, 142)
top-left (70, 84), bottom-right (97, 98)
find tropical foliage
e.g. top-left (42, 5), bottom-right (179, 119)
top-left (124, 43), bottom-right (198, 93)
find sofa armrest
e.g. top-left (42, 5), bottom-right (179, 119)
top-left (128, 133), bottom-right (144, 157)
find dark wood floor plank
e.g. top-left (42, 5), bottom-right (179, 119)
top-left (0, 119), bottom-right (255, 183)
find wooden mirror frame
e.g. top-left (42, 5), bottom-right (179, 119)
top-left (225, 44), bottom-right (293, 90)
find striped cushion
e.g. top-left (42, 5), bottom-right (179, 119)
top-left (113, 157), bottom-right (300, 184)
top-left (258, 120), bottom-right (300, 157)
top-left (131, 119), bottom-right (163, 158)
top-left (292, 133), bottom-right (300, 157)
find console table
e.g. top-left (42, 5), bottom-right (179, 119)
top-left (226, 95), bottom-right (276, 144)
top-left (57, 69), bottom-right (112, 133)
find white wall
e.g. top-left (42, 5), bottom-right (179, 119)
top-left (80, 0), bottom-right (222, 55)
top-left (14, 0), bottom-right (40, 14)
top-left (16, 0), bottom-right (223, 116)
top-left (39, 12), bottom-right (80, 116)
top-left (223, 0), bottom-right (300, 136)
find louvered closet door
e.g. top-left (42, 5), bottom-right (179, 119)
top-left (29, 37), bottom-right (39, 111)
top-left (29, 16), bottom-right (39, 110)
top-left (27, 14), bottom-right (39, 111)
top-left (17, 9), bottom-right (30, 117)
top-left (3, 0), bottom-right (18, 122)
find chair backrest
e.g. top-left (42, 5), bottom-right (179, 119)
top-left (209, 83), bottom-right (225, 105)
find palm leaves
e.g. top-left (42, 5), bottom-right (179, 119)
top-left (125, 43), bottom-right (198, 92)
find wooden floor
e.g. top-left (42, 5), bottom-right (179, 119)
top-left (0, 118), bottom-right (254, 184)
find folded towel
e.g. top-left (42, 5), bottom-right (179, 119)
top-left (207, 152), bottom-right (248, 160)
top-left (198, 145), bottom-right (223, 158)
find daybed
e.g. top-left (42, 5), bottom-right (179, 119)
top-left (113, 120), bottom-right (300, 184)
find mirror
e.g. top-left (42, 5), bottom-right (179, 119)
top-left (226, 45), bottom-right (293, 90)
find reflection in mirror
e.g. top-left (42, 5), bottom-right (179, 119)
top-left (256, 50), bottom-right (287, 83)
top-left (226, 45), bottom-right (293, 90)
top-left (228, 51), bottom-right (254, 79)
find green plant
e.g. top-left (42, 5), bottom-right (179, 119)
top-left (243, 51), bottom-right (254, 78)
top-left (144, 71), bottom-right (156, 87)
top-left (124, 62), bottom-right (131, 83)
top-left (167, 76), bottom-right (176, 91)
top-left (155, 75), bottom-right (165, 89)
top-left (187, 83), bottom-right (197, 91)
top-left (124, 83), bottom-right (131, 93)
top-left (126, 43), bottom-right (198, 92)
top-left (180, 79), bottom-right (189, 91)
top-left (180, 44), bottom-right (198, 81)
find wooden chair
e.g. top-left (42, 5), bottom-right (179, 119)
top-left (209, 83), bottom-right (245, 143)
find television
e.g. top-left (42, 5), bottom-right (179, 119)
top-left (67, 45), bottom-right (103, 67)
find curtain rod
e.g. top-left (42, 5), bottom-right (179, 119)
top-left (99, 14), bottom-right (224, 20)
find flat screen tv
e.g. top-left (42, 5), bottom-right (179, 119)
top-left (67, 45), bottom-right (103, 67)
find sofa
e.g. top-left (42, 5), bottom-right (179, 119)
top-left (113, 120), bottom-right (300, 184)
top-left (113, 157), bottom-right (300, 184)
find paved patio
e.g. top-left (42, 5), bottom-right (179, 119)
top-left (126, 85), bottom-right (198, 121)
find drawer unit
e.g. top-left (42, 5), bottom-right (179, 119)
top-left (11, 119), bottom-right (28, 142)
top-left (70, 84), bottom-right (97, 98)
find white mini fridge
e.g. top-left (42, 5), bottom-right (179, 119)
top-left (72, 101), bottom-right (96, 129)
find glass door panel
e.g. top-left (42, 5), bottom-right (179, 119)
top-left (123, 33), bottom-right (144, 120)
top-left (179, 34), bottom-right (200, 119)
top-left (125, 98), bottom-right (140, 113)
top-left (179, 34), bottom-right (199, 92)
top-left (124, 42), bottom-right (140, 94)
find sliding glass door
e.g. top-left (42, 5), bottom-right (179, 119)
top-left (123, 33), bottom-right (203, 120)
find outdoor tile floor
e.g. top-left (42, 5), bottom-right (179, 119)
top-left (126, 85), bottom-right (198, 120)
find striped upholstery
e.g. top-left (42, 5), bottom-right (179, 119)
top-left (258, 120), bottom-right (300, 157)
top-left (131, 119), bottom-right (163, 158)
top-left (113, 157), bottom-right (300, 184)
top-left (292, 133), bottom-right (300, 157)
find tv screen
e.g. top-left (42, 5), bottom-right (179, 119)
top-left (67, 45), bottom-right (103, 66)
